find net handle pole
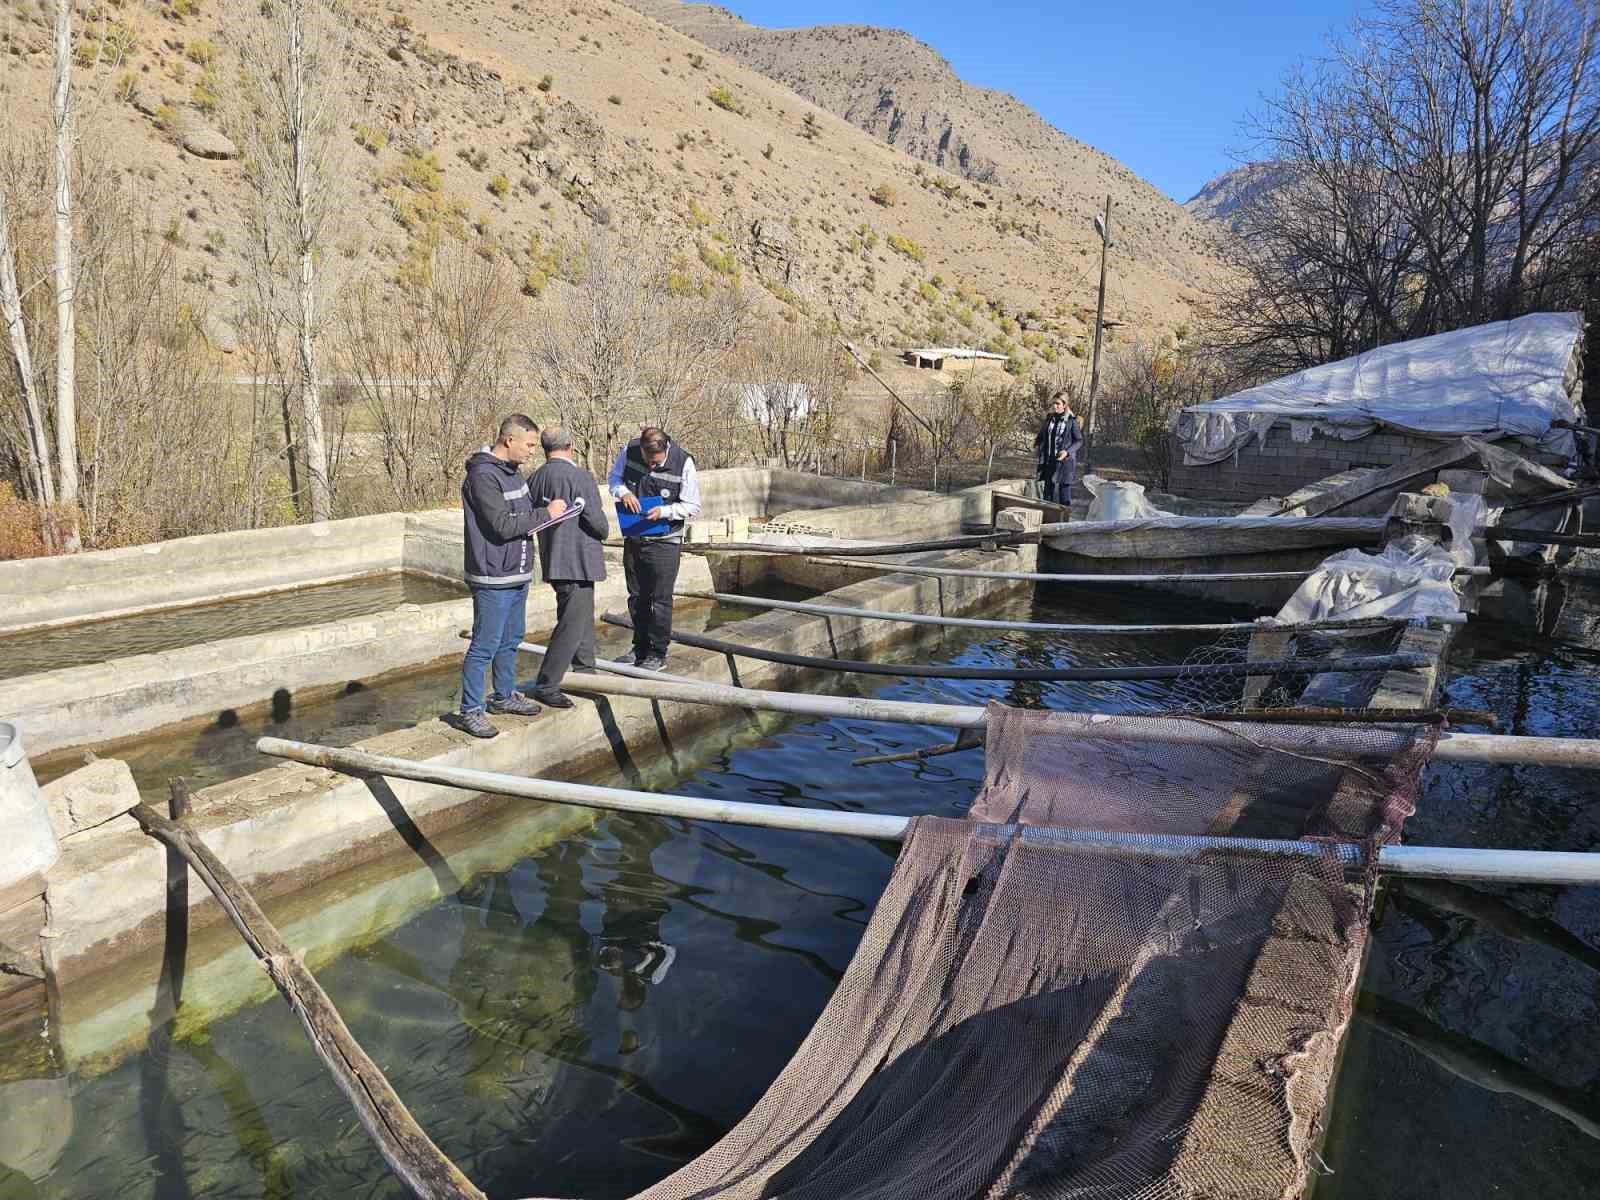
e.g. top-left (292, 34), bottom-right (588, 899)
top-left (253, 738), bottom-right (1600, 886)
top-left (519, 651), bottom-right (1600, 769)
top-left (676, 589), bottom-right (1463, 633)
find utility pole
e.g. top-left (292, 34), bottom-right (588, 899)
top-left (1085, 195), bottom-right (1111, 471)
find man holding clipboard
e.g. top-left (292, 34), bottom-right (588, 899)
top-left (608, 426), bottom-right (700, 670)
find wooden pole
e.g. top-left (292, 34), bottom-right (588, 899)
top-left (1085, 195), bottom-right (1111, 470)
top-left (837, 339), bottom-right (936, 438)
top-left (129, 802), bottom-right (486, 1200)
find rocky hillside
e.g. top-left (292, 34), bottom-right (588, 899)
top-left (623, 3), bottom-right (1225, 296)
top-left (1183, 161), bottom-right (1297, 234)
top-left (1, 0), bottom-right (1225, 371)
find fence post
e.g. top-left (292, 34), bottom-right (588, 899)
top-left (891, 440), bottom-right (896, 485)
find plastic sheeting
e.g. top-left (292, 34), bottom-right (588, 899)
top-left (1081, 475), bottom-right (1174, 521)
top-left (1276, 535), bottom-right (1464, 624)
top-left (1176, 312), bottom-right (1585, 465)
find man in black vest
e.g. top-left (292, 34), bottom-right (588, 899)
top-left (607, 426), bottom-right (700, 670)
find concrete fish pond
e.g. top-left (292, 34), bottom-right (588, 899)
top-left (2, 459), bottom-right (1599, 1200)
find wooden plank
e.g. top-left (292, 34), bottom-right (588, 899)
top-left (991, 490), bottom-right (1067, 526)
top-left (1043, 516), bottom-right (1385, 559)
top-left (1280, 437), bottom-right (1497, 517)
top-left (131, 788), bottom-right (486, 1200)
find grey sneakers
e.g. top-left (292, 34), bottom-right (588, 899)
top-left (634, 654), bottom-right (667, 672)
top-left (488, 692), bottom-right (542, 716)
top-left (455, 710), bottom-right (499, 739)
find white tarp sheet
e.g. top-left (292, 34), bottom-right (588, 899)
top-left (1081, 475), bottom-right (1174, 521)
top-left (1275, 536), bottom-right (1464, 624)
top-left (1177, 312), bottom-right (1585, 465)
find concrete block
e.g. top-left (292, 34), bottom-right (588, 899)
top-left (40, 758), bottom-right (141, 842)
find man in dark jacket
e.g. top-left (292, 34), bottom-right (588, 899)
top-left (607, 426), bottom-right (700, 671)
top-left (527, 426), bottom-right (609, 707)
top-left (1033, 391), bottom-right (1084, 507)
top-left (457, 414), bottom-right (568, 739)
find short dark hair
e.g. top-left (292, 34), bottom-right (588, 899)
top-left (498, 414), bottom-right (538, 442)
top-left (639, 427), bottom-right (669, 455)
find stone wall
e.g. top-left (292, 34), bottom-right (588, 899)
top-left (1168, 424), bottom-right (1443, 504)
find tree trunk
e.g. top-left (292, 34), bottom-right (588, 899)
top-left (52, 0), bottom-right (81, 550)
top-left (0, 188), bottom-right (56, 529)
top-left (291, 8), bottom-right (331, 523)
top-left (297, 253), bottom-right (331, 521)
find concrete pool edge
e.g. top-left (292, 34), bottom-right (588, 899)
top-left (35, 529), bottom-right (1039, 1045)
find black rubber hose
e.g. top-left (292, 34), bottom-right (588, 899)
top-left (687, 529), bottom-right (1035, 557)
top-left (601, 613), bottom-right (1431, 682)
top-left (1484, 526), bottom-right (1600, 548)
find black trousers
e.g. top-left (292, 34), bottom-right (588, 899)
top-left (623, 538), bottom-right (681, 657)
top-left (536, 580), bottom-right (596, 691)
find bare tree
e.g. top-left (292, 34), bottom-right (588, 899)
top-left (224, 0), bottom-right (357, 523)
top-left (530, 234), bottom-right (663, 472)
top-left (1101, 343), bottom-right (1220, 491)
top-left (0, 183), bottom-right (52, 530)
top-left (968, 376), bottom-right (1032, 482)
top-left (342, 242), bottom-right (524, 509)
top-left (1211, 0), bottom-right (1600, 381)
top-left (641, 281), bottom-right (751, 433)
top-left (50, 0), bottom-right (81, 548)
top-left (733, 323), bottom-right (852, 469)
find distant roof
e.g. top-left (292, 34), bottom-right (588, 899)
top-left (902, 347), bottom-right (1009, 361)
top-left (1176, 313), bottom-right (1584, 463)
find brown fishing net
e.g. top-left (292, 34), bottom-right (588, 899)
top-left (586, 707), bottom-right (1436, 1200)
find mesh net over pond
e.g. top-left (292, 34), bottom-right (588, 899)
top-left (562, 706), bottom-right (1435, 1200)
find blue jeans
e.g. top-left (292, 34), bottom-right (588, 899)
top-left (461, 584), bottom-right (528, 713)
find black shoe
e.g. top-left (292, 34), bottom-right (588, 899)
top-left (532, 688), bottom-right (575, 709)
top-left (569, 663), bottom-right (598, 674)
top-left (488, 692), bottom-right (542, 717)
top-left (451, 710), bottom-right (499, 739)
top-left (634, 654), bottom-right (667, 672)
top-left (611, 650), bottom-right (638, 666)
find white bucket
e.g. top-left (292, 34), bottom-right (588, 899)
top-left (0, 721), bottom-right (60, 885)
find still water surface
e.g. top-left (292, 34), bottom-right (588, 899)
top-left (0, 574), bottom-right (466, 684)
top-left (2, 586), bottom-right (1597, 1199)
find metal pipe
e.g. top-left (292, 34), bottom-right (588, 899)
top-left (804, 556), bottom-right (1490, 585)
top-left (677, 589), bottom-right (1434, 634)
top-left (257, 737), bottom-right (907, 840)
top-left (600, 611), bottom-right (1432, 681)
top-left (534, 665), bottom-right (1600, 769)
top-left (254, 738), bottom-right (1600, 885)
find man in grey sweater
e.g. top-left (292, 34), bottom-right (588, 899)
top-left (527, 426), bottom-right (610, 707)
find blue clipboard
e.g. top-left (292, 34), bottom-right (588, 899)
top-left (618, 494), bottom-right (673, 538)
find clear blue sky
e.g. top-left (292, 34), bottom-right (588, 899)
top-left (714, 0), bottom-right (1368, 201)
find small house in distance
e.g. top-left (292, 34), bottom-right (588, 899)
top-left (902, 346), bottom-right (1010, 371)
top-left (1168, 312), bottom-right (1587, 503)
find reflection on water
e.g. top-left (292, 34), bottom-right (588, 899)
top-left (1318, 579), bottom-right (1600, 1198)
top-left (2, 585), bottom-right (1596, 1198)
top-left (0, 573), bottom-right (466, 684)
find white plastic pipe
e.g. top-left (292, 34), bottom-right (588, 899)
top-left (255, 738), bottom-right (1600, 885)
top-left (523, 656), bottom-right (1600, 770)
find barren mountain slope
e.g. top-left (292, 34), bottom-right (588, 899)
top-left (623, 2), bottom-right (1224, 288)
top-left (1184, 161), bottom-right (1298, 234)
top-left (2, 0), bottom-right (1217, 370)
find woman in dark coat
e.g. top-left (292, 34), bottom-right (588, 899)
top-left (1033, 391), bottom-right (1083, 506)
